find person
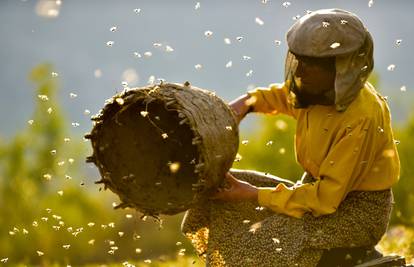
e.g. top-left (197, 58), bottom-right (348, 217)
top-left (181, 8), bottom-right (400, 267)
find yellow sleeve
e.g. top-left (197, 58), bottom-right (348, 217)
top-left (258, 118), bottom-right (375, 218)
top-left (247, 82), bottom-right (296, 117)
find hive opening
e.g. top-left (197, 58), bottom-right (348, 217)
top-left (88, 83), bottom-right (239, 215)
top-left (95, 98), bottom-right (200, 214)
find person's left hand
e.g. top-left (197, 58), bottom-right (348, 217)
top-left (210, 172), bottom-right (258, 202)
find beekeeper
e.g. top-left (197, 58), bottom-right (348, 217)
top-left (182, 8), bottom-right (400, 266)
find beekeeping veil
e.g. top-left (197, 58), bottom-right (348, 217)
top-left (285, 9), bottom-right (374, 111)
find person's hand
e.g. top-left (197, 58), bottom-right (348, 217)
top-left (229, 94), bottom-right (254, 125)
top-left (210, 172), bottom-right (258, 202)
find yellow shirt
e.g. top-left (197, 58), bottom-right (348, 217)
top-left (247, 82), bottom-right (400, 218)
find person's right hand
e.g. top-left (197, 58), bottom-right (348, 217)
top-left (229, 94), bottom-right (253, 125)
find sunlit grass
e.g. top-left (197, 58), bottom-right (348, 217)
top-left (13, 256), bottom-right (204, 267)
top-left (12, 227), bottom-right (414, 266)
top-left (377, 225), bottom-right (414, 264)
top-left (83, 256), bottom-right (204, 267)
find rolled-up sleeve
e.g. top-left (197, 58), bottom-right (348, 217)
top-left (258, 118), bottom-right (376, 218)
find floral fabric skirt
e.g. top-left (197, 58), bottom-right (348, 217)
top-left (181, 169), bottom-right (393, 267)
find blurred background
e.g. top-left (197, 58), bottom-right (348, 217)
top-left (0, 0), bottom-right (413, 265)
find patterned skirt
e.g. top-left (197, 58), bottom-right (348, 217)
top-left (181, 169), bottom-right (393, 267)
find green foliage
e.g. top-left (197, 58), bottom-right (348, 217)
top-left (392, 118), bottom-right (414, 226)
top-left (368, 72), bottom-right (414, 226)
top-left (367, 71), bottom-right (380, 91)
top-left (0, 63), bottom-right (74, 262)
top-left (0, 64), bottom-right (192, 265)
top-left (0, 63), bottom-right (66, 247)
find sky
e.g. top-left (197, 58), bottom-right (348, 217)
top-left (0, 0), bottom-right (413, 138)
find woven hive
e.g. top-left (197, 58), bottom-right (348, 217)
top-left (85, 82), bottom-right (239, 216)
